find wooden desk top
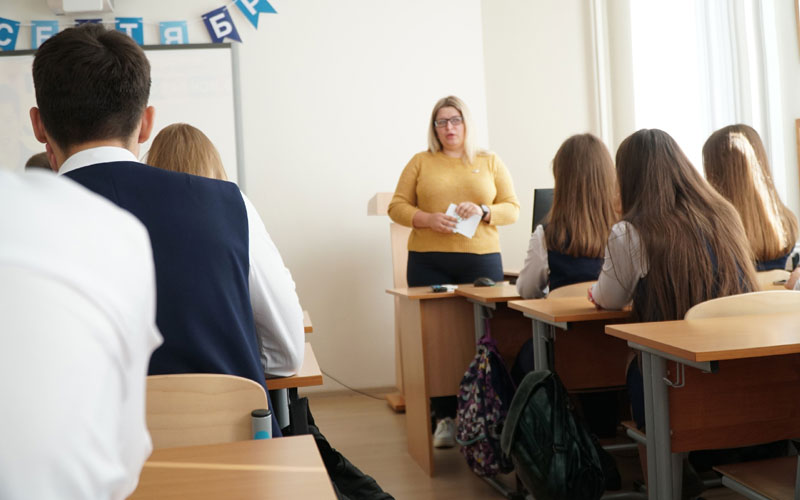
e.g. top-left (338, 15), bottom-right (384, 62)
top-left (386, 285), bottom-right (458, 300)
top-left (454, 282), bottom-right (520, 303)
top-left (508, 296), bottom-right (632, 323)
top-left (303, 310), bottom-right (313, 333)
top-left (605, 312), bottom-right (800, 362)
top-left (266, 343), bottom-right (323, 390)
top-left (128, 435), bottom-right (335, 499)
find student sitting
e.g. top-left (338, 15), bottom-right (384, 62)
top-left (516, 133), bottom-right (617, 299)
top-left (702, 124), bottom-right (798, 271)
top-left (30, 24), bottom-right (301, 438)
top-left (590, 129), bottom-right (759, 498)
top-left (0, 170), bottom-right (160, 500)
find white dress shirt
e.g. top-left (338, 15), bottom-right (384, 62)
top-left (516, 224), bottom-right (550, 299)
top-left (0, 169), bottom-right (161, 500)
top-left (591, 221), bottom-right (648, 310)
top-left (59, 146), bottom-right (304, 377)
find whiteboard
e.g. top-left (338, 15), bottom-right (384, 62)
top-left (0, 44), bottom-right (242, 185)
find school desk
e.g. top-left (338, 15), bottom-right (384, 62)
top-left (386, 286), bottom-right (476, 475)
top-left (508, 297), bottom-right (631, 390)
top-left (386, 284), bottom-right (535, 475)
top-left (303, 310), bottom-right (313, 333)
top-left (454, 282), bottom-right (531, 363)
top-left (128, 435), bottom-right (336, 499)
top-left (606, 312), bottom-right (800, 500)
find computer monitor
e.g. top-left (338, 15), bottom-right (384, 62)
top-left (532, 188), bottom-right (554, 232)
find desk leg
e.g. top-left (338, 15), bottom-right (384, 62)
top-left (532, 319), bottom-right (550, 371)
top-left (472, 303), bottom-right (487, 343)
top-left (397, 298), bottom-right (434, 475)
top-left (270, 389), bottom-right (289, 429)
top-left (643, 352), bottom-right (676, 500)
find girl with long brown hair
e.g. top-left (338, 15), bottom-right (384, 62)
top-left (516, 133), bottom-right (618, 298)
top-left (702, 124), bottom-right (798, 271)
top-left (591, 129), bottom-right (757, 441)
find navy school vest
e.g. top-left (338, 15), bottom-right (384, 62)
top-left (542, 225), bottom-right (604, 292)
top-left (756, 253), bottom-right (789, 272)
top-left (66, 162), bottom-right (266, 389)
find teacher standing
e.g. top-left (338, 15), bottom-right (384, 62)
top-left (388, 95), bottom-right (519, 448)
top-left (388, 95), bottom-right (520, 288)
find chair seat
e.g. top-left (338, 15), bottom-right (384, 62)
top-left (714, 456), bottom-right (797, 500)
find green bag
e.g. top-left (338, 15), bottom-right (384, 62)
top-left (500, 370), bottom-right (605, 500)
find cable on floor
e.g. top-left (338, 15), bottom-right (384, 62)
top-left (321, 369), bottom-right (385, 401)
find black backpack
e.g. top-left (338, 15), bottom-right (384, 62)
top-left (500, 370), bottom-right (605, 500)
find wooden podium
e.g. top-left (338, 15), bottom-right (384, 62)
top-left (369, 192), bottom-right (409, 412)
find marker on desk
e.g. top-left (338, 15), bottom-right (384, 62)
top-left (251, 409), bottom-right (272, 439)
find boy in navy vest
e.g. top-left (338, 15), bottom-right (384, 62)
top-left (29, 23), bottom-right (304, 437)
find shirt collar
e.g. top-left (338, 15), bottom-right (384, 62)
top-left (58, 147), bottom-right (140, 176)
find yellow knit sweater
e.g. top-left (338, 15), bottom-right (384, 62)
top-left (388, 151), bottom-right (519, 254)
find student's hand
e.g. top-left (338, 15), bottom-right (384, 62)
top-left (785, 268), bottom-right (800, 290)
top-left (426, 212), bottom-right (458, 233)
top-left (455, 202), bottom-right (482, 219)
top-left (588, 287), bottom-right (603, 310)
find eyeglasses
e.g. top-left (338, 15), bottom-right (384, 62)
top-left (434, 116), bottom-right (463, 128)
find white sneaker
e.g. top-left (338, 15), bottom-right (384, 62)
top-left (433, 417), bottom-right (456, 448)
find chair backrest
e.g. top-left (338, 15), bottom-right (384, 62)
top-left (755, 269), bottom-right (790, 290)
top-left (548, 281), bottom-right (596, 299)
top-left (146, 373), bottom-right (268, 449)
top-left (684, 290), bottom-right (800, 320)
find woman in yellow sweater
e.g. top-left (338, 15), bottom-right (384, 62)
top-left (388, 95), bottom-right (519, 447)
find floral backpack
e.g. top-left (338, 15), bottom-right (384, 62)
top-left (456, 322), bottom-right (517, 477)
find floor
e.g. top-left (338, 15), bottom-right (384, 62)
top-left (306, 390), bottom-right (746, 500)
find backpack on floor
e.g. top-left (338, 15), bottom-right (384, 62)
top-left (455, 322), bottom-right (516, 477)
top-left (500, 369), bottom-right (605, 500)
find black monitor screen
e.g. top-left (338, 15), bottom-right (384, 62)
top-left (532, 188), bottom-right (554, 232)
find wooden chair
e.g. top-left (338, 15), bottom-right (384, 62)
top-left (756, 269), bottom-right (791, 291)
top-left (547, 280), bottom-right (596, 299)
top-left (684, 290), bottom-right (800, 320)
top-left (146, 373), bottom-right (268, 449)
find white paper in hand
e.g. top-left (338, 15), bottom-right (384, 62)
top-left (446, 203), bottom-right (481, 239)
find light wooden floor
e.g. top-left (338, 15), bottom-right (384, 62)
top-left (307, 390), bottom-right (746, 499)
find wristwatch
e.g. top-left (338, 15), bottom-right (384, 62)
top-left (480, 204), bottom-right (490, 221)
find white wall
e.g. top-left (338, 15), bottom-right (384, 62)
top-left (3, 0), bottom-right (489, 391)
top-left (481, 0), bottom-right (598, 270)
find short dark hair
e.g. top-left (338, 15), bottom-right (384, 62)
top-left (32, 23), bottom-right (151, 149)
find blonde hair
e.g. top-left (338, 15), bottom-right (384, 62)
top-left (545, 134), bottom-right (617, 258)
top-left (146, 123), bottom-right (228, 181)
top-left (427, 95), bottom-right (480, 164)
top-left (702, 124), bottom-right (798, 261)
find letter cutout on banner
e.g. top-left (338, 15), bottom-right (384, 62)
top-left (202, 6), bottom-right (242, 43)
top-left (115, 17), bottom-right (144, 45)
top-left (159, 21), bottom-right (188, 45)
top-left (75, 19), bottom-right (102, 25)
top-left (235, 0), bottom-right (277, 28)
top-left (0, 17), bottom-right (20, 51)
top-left (31, 20), bottom-right (59, 49)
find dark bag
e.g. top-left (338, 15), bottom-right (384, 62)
top-left (501, 370), bottom-right (605, 500)
top-left (455, 322), bottom-right (517, 477)
top-left (284, 397), bottom-right (394, 500)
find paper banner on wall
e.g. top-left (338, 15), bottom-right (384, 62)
top-left (202, 6), bottom-right (242, 43)
top-left (0, 17), bottom-right (20, 52)
top-left (159, 21), bottom-right (188, 45)
top-left (31, 20), bottom-right (59, 49)
top-left (115, 17), bottom-right (144, 45)
top-left (235, 0), bottom-right (277, 28)
top-left (75, 18), bottom-right (102, 25)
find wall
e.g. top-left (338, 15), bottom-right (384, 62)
top-left (481, 0), bottom-right (598, 270)
top-left (2, 0), bottom-right (489, 391)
